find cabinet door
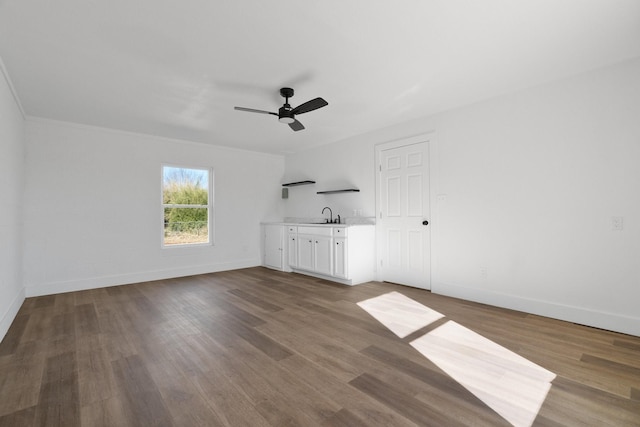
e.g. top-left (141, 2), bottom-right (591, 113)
top-left (333, 238), bottom-right (348, 279)
top-left (264, 225), bottom-right (283, 269)
top-left (297, 236), bottom-right (314, 271)
top-left (288, 234), bottom-right (298, 268)
top-left (314, 236), bottom-right (333, 276)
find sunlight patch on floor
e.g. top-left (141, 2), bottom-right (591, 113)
top-left (411, 320), bottom-right (555, 427)
top-left (358, 292), bottom-right (556, 427)
top-left (356, 291), bottom-right (445, 338)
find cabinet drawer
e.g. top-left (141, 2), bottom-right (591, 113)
top-left (333, 227), bottom-right (348, 237)
top-left (297, 226), bottom-right (333, 236)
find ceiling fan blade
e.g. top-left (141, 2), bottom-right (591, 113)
top-left (291, 97), bottom-right (328, 115)
top-left (289, 119), bottom-right (305, 131)
top-left (234, 106), bottom-right (278, 116)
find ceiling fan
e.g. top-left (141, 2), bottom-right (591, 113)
top-left (234, 87), bottom-right (328, 131)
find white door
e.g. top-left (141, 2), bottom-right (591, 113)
top-left (376, 138), bottom-right (431, 289)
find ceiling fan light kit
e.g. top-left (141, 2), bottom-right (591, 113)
top-left (234, 87), bottom-right (328, 131)
top-left (279, 116), bottom-right (295, 124)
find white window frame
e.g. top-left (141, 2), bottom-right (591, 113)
top-left (161, 164), bottom-right (214, 248)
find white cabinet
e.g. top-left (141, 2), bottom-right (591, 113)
top-left (313, 235), bottom-right (333, 276)
top-left (333, 237), bottom-right (347, 279)
top-left (296, 227), bottom-right (333, 276)
top-left (287, 234), bottom-right (298, 268)
top-left (263, 223), bottom-right (374, 284)
top-left (262, 224), bottom-right (291, 272)
top-left (297, 236), bottom-right (314, 271)
top-left (289, 224), bottom-right (375, 285)
top-left (287, 225), bottom-right (298, 268)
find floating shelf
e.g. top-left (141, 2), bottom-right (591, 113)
top-left (317, 189), bottom-right (360, 194)
top-left (282, 180), bottom-right (316, 187)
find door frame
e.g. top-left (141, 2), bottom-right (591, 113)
top-left (374, 132), bottom-right (439, 289)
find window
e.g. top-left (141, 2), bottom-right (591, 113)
top-left (162, 165), bottom-right (212, 247)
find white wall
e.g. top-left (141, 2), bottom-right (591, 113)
top-left (23, 119), bottom-right (284, 296)
top-left (285, 57), bottom-right (640, 336)
top-left (0, 58), bottom-right (25, 342)
top-left (283, 139), bottom-right (376, 222)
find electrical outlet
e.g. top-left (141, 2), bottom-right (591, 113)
top-left (480, 267), bottom-right (488, 279)
top-left (612, 216), bottom-right (624, 231)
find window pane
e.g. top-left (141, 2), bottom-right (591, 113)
top-left (163, 167), bottom-right (208, 205)
top-left (164, 207), bottom-right (209, 245)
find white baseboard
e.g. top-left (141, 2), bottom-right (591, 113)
top-left (432, 281), bottom-right (640, 337)
top-left (25, 259), bottom-right (260, 297)
top-left (0, 287), bottom-right (25, 344)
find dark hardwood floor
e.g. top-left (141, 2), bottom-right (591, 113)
top-left (1, 267), bottom-right (638, 426)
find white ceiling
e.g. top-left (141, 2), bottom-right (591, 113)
top-left (1, 0), bottom-right (639, 154)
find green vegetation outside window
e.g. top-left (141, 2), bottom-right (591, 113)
top-left (162, 165), bottom-right (212, 246)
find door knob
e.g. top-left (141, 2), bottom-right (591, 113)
top-left (422, 220), bottom-right (429, 226)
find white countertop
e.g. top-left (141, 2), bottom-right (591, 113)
top-left (262, 217), bottom-right (375, 227)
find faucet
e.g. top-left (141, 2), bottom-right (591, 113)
top-left (322, 207), bottom-right (332, 224)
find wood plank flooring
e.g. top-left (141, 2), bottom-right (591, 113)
top-left (1, 267), bottom-right (639, 426)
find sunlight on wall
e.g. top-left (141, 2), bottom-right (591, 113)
top-left (358, 292), bottom-right (556, 427)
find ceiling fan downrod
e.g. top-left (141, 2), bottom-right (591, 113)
top-left (278, 87), bottom-right (295, 124)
